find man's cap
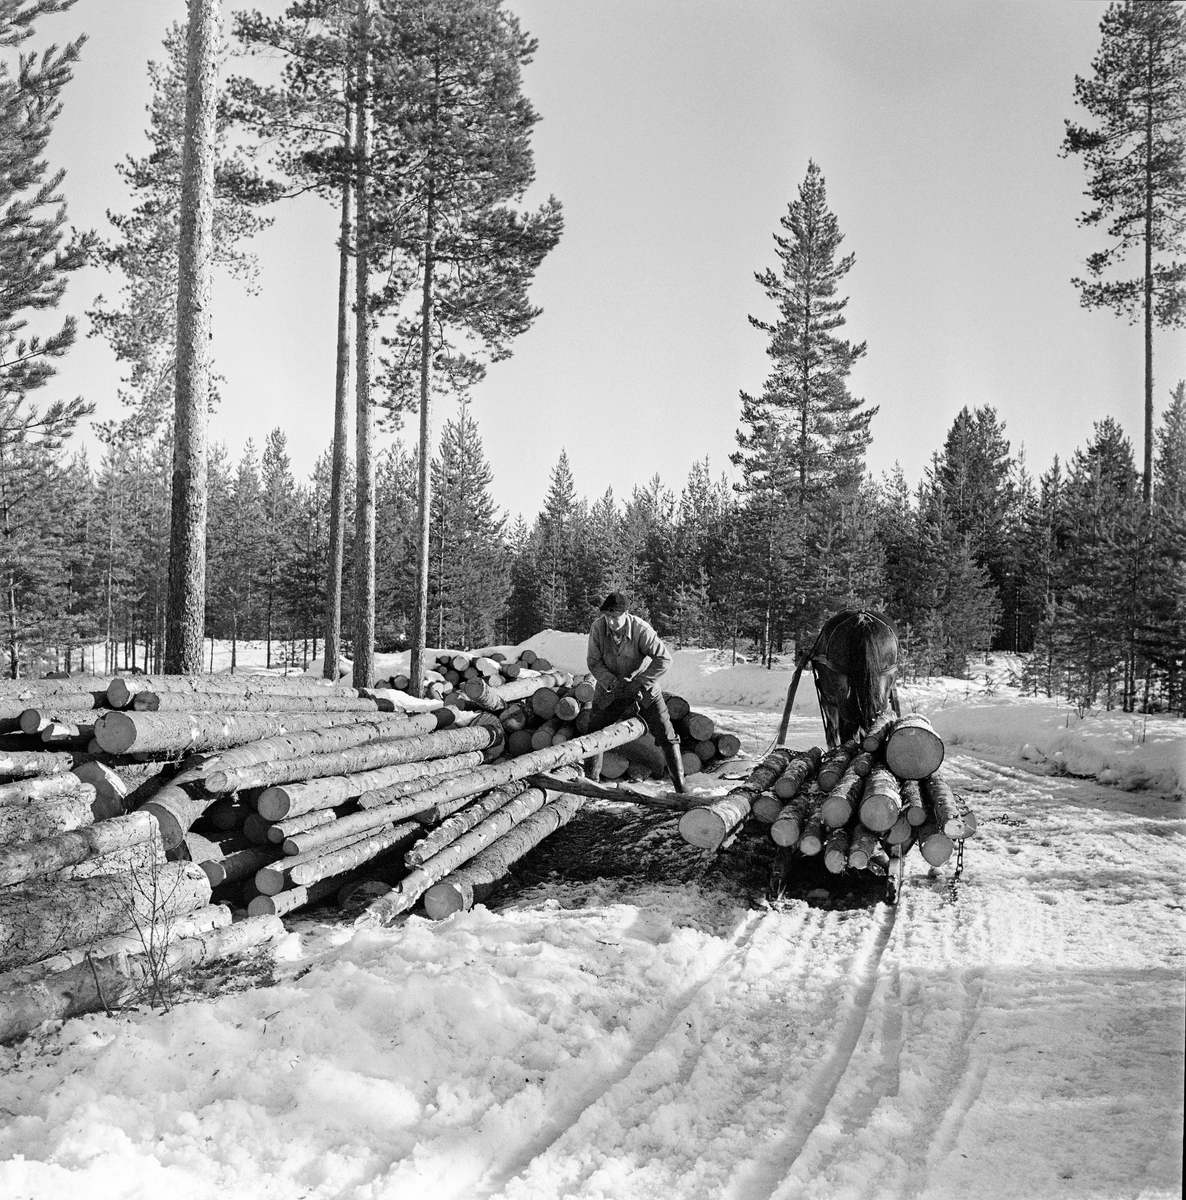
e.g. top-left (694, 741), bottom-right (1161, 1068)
top-left (599, 591), bottom-right (629, 614)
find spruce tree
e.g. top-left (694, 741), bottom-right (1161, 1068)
top-left (1063, 0), bottom-right (1186, 509)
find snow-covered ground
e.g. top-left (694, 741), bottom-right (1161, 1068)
top-left (1, 642), bottom-right (1182, 1199)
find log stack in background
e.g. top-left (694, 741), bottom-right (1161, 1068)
top-left (677, 711), bottom-right (977, 880)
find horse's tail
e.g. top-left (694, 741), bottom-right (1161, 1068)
top-left (849, 612), bottom-right (898, 732)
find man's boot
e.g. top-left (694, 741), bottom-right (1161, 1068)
top-left (662, 740), bottom-right (688, 794)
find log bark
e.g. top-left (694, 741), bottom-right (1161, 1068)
top-left (71, 761), bottom-right (130, 820)
top-left (885, 714), bottom-right (945, 780)
top-left (369, 783), bottom-right (553, 918)
top-left (861, 712), bottom-right (897, 752)
top-left (268, 808), bottom-right (336, 843)
top-left (772, 747), bottom-right (822, 799)
top-left (420, 793), bottom-right (585, 921)
top-left (0, 771), bottom-right (86, 807)
top-left (403, 782), bottom-right (528, 865)
top-left (0, 788), bottom-right (98, 847)
top-left (211, 723), bottom-right (499, 797)
top-left (847, 824), bottom-right (878, 870)
top-left (817, 737), bottom-right (860, 793)
top-left (0, 811), bottom-right (160, 889)
top-left (798, 806), bottom-right (826, 856)
top-left (0, 903), bottom-right (231, 988)
top-left (255, 825), bottom-right (384, 895)
top-left (858, 765), bottom-right (902, 833)
top-left (405, 719), bottom-right (647, 823)
top-left (0, 751), bottom-right (74, 780)
top-left (824, 828), bottom-right (851, 874)
top-left (901, 779), bottom-right (926, 826)
top-left (770, 795), bottom-right (810, 848)
top-left (95, 709), bottom-right (412, 756)
top-left (259, 749), bottom-right (487, 822)
top-left (356, 761), bottom-right (484, 812)
top-left (0, 861), bottom-right (212, 972)
top-left (41, 721), bottom-right (95, 745)
top-left (461, 670), bottom-right (565, 713)
top-left (199, 710), bottom-right (453, 791)
top-left (107, 673), bottom-right (344, 709)
top-left (921, 771), bottom-right (974, 839)
top-left (132, 691), bottom-right (393, 714)
top-left (820, 767), bottom-right (865, 829)
top-left (18, 694), bottom-right (107, 729)
top-left (286, 821), bottom-right (419, 890)
top-left (0, 914), bottom-right (282, 1043)
top-left (678, 747), bottom-right (795, 850)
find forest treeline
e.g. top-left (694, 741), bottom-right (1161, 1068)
top-left (9, 380), bottom-right (1186, 714)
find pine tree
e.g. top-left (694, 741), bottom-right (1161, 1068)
top-left (1063, 0), bottom-right (1186, 509)
top-left (536, 450), bottom-right (576, 630)
top-left (373, 0), bottom-right (563, 692)
top-left (259, 428), bottom-right (298, 667)
top-left (1, 0), bottom-right (93, 677)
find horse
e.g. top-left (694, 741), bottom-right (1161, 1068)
top-left (776, 609), bottom-right (901, 749)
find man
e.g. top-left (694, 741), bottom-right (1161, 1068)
top-left (584, 591), bottom-right (687, 793)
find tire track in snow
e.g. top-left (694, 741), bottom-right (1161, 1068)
top-left (720, 900), bottom-right (899, 1200)
top-left (473, 905), bottom-right (770, 1200)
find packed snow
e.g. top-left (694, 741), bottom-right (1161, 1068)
top-left (1, 637), bottom-right (1182, 1199)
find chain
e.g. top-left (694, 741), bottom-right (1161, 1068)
top-left (948, 838), bottom-right (966, 903)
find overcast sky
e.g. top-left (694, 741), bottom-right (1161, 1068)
top-left (33, 0), bottom-right (1186, 519)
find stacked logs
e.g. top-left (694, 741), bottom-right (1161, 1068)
top-left (379, 647), bottom-right (559, 701)
top-left (677, 712), bottom-right (977, 879)
top-left (665, 694), bottom-right (744, 777)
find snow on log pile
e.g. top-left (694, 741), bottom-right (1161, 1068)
top-left (678, 712), bottom-right (979, 880)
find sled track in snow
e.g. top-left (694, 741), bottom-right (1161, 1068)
top-left (475, 906), bottom-right (770, 1199)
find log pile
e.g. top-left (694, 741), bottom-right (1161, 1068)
top-left (678, 712), bottom-right (976, 882)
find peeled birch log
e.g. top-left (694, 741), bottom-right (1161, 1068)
top-left (197, 711), bottom-right (454, 791)
top-left (132, 691), bottom-right (393, 714)
top-left (770, 795), bottom-right (811, 848)
top-left (901, 779), bottom-right (927, 826)
top-left (0, 811), bottom-right (160, 889)
top-left (0, 771), bottom-right (87, 808)
top-left (885, 714), bottom-right (945, 780)
top-left (259, 749), bottom-right (488, 822)
top-left (356, 762), bottom-right (485, 813)
top-left (106, 674), bottom-right (344, 709)
top-left (858, 766), bottom-right (902, 833)
top-left (772, 747), bottom-right (822, 800)
top-left (405, 719), bottom-right (647, 824)
top-left (824, 828), bottom-right (851, 874)
top-left (0, 788), bottom-right (98, 847)
top-left (0, 861), bottom-right (212, 972)
top-left (0, 903), bottom-right (231, 989)
top-left (817, 738), bottom-right (860, 793)
top-left (860, 712), bottom-right (898, 752)
top-left (95, 709), bottom-right (413, 756)
top-left (678, 747), bottom-right (796, 851)
top-left (285, 822), bottom-right (419, 890)
top-left (462, 671), bottom-right (565, 714)
top-left (714, 732), bottom-right (742, 759)
top-left (416, 792), bottom-right (586, 922)
top-left (821, 768), bottom-right (865, 829)
top-left (0, 915), bottom-right (283, 1043)
top-left (210, 723), bottom-right (501, 797)
top-left (847, 824), bottom-right (879, 870)
top-left (0, 751), bottom-right (74, 780)
top-left (349, 782), bottom-right (546, 918)
top-left (404, 782), bottom-right (528, 867)
top-left (268, 808), bottom-right (336, 844)
top-left (916, 820), bottom-right (955, 866)
top-left (255, 826), bottom-right (385, 895)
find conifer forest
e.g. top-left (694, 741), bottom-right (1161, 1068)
top-left (1, 0), bottom-right (1184, 716)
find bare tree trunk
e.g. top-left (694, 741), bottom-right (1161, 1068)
top-left (165, 0), bottom-right (219, 674)
top-left (324, 55), bottom-right (356, 682)
top-left (409, 182), bottom-right (437, 698)
top-left (1142, 41), bottom-right (1154, 513)
top-left (351, 2), bottom-right (375, 689)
